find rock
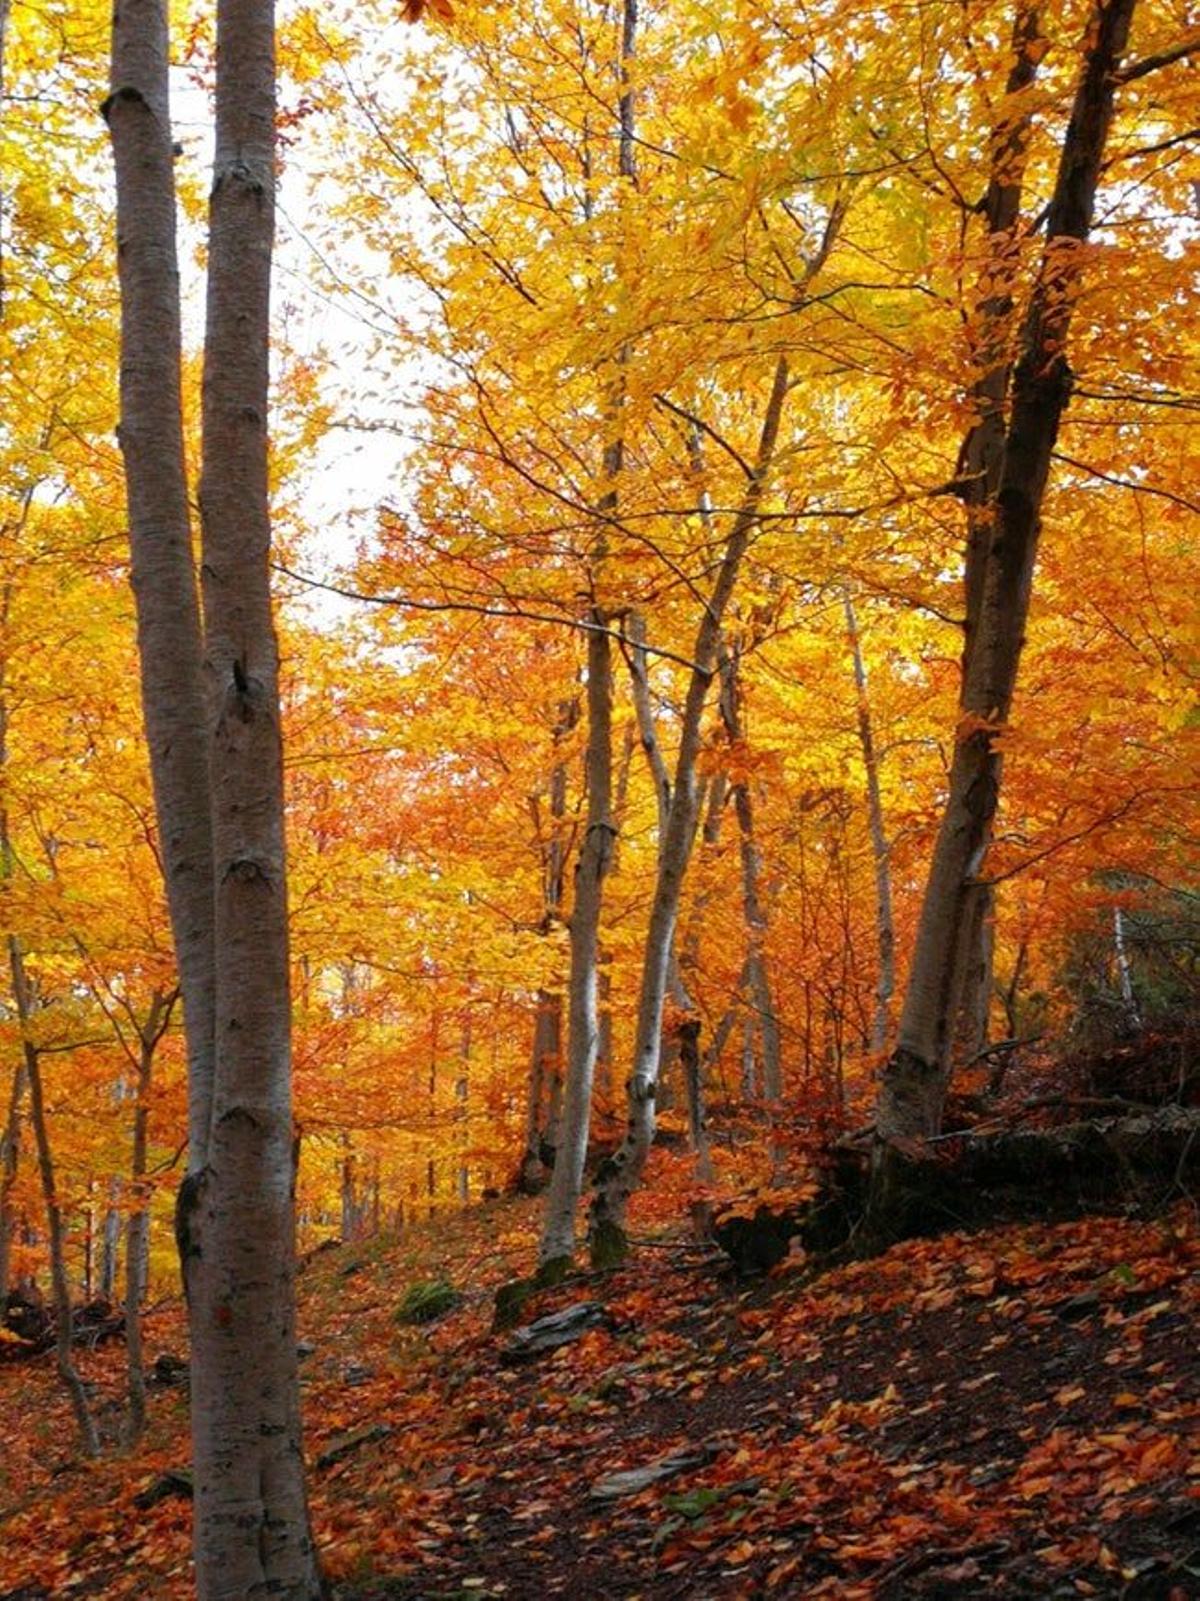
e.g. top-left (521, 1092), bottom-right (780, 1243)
top-left (713, 1202), bottom-right (805, 1276)
top-left (316, 1423), bottom-right (393, 1470)
top-left (151, 1351), bottom-right (190, 1387)
top-left (342, 1362), bottom-right (374, 1387)
top-left (589, 1443), bottom-right (720, 1500)
top-left (501, 1300), bottom-right (611, 1363)
top-left (133, 1469), bottom-right (193, 1509)
top-left (296, 1339), bottom-right (316, 1360)
top-left (492, 1276), bottom-right (536, 1331)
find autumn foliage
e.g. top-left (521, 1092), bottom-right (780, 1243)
top-left (0, 0), bottom-right (1197, 1589)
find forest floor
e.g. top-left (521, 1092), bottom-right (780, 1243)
top-left (0, 1153), bottom-right (1197, 1600)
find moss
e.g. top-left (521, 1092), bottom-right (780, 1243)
top-left (589, 1217), bottom-right (628, 1269)
top-left (533, 1254), bottom-right (573, 1289)
top-left (394, 1278), bottom-right (460, 1326)
top-left (491, 1276), bottom-right (536, 1331)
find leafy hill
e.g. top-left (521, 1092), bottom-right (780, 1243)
top-left (1, 1178), bottom-right (1196, 1599)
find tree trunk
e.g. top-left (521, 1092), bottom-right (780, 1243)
top-left (539, 621), bottom-right (614, 1267)
top-left (944, 5), bottom-right (1044, 1072)
top-left (104, 0), bottom-right (216, 1166)
top-left (107, 0), bottom-right (321, 1589)
top-left (875, 0), bottom-right (1138, 1148)
top-left (844, 596), bottom-right (895, 1055)
top-left (9, 939), bottom-right (99, 1455)
top-left (590, 352), bottom-right (793, 1262)
top-left (0, 1055), bottom-right (24, 1307)
top-left (100, 1181), bottom-right (121, 1302)
top-left (519, 699), bottom-right (575, 1188)
top-left (718, 643), bottom-right (782, 1099)
top-left (126, 993), bottom-right (167, 1444)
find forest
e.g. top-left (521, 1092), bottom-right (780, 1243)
top-left (0, 0), bottom-right (1197, 1594)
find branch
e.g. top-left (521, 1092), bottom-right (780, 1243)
top-left (271, 563), bottom-right (704, 673)
top-left (1116, 34), bottom-right (1200, 82)
top-left (1052, 450), bottom-right (1200, 516)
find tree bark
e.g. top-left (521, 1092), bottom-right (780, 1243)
top-left (519, 698), bottom-right (575, 1189)
top-left (875, 0), bottom-right (1139, 1147)
top-left (718, 643), bottom-right (782, 1099)
top-left (945, 3), bottom-right (1044, 1073)
top-left (107, 0), bottom-right (321, 1589)
top-left (590, 353), bottom-right (793, 1261)
top-left (126, 989), bottom-right (171, 1444)
top-left (103, 1), bottom-right (216, 1166)
top-left (539, 620), bottom-right (614, 1266)
top-left (9, 939), bottom-right (99, 1455)
top-left (843, 596), bottom-right (895, 1055)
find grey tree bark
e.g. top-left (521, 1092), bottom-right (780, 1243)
top-left (125, 987), bottom-right (173, 1444)
top-left (539, 621), bottom-right (614, 1267)
top-left (538, 0), bottom-right (633, 1267)
top-left (106, 0), bottom-right (322, 1589)
top-left (718, 642), bottom-right (782, 1099)
top-left (9, 938), bottom-right (99, 1455)
top-left (874, 0), bottom-right (1139, 1150)
top-left (589, 353), bottom-right (793, 1262)
top-left (843, 595), bottom-right (895, 1055)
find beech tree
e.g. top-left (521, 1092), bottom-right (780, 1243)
top-left (873, 0), bottom-right (1140, 1156)
top-left (106, 0), bottom-right (322, 1591)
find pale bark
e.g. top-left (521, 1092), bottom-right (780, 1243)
top-left (718, 644), bottom-right (782, 1099)
top-left (520, 700), bottom-right (575, 1188)
top-left (100, 1181), bottom-right (121, 1301)
top-left (126, 989), bottom-right (171, 1444)
top-left (9, 939), bottom-right (99, 1455)
top-left (591, 352), bottom-right (793, 1259)
top-left (540, 0), bottom-right (633, 1265)
top-left (107, 0), bottom-right (320, 1588)
top-left (104, 1), bottom-right (216, 1164)
top-left (539, 621), bottom-right (614, 1265)
top-left (875, 0), bottom-right (1139, 1146)
top-left (843, 596), bottom-right (895, 1054)
top-left (1113, 905), bottom-right (1142, 1029)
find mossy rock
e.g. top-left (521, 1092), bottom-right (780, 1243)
top-left (395, 1278), bottom-right (460, 1326)
top-left (533, 1254), bottom-right (574, 1289)
top-left (492, 1276), bottom-right (536, 1331)
top-left (589, 1218), bottom-right (628, 1270)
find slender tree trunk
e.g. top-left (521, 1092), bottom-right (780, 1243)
top-left (0, 1055), bottom-right (23, 1306)
top-left (9, 940), bottom-right (99, 1455)
top-left (519, 700), bottom-right (576, 1188)
top-left (539, 623), bottom-right (614, 1266)
top-left (718, 644), bottom-right (782, 1098)
top-left (843, 596), bottom-right (895, 1054)
top-left (126, 993), bottom-right (167, 1444)
top-left (874, 0), bottom-right (1138, 1148)
top-left (539, 0), bottom-right (634, 1268)
top-left (1113, 905), bottom-right (1142, 1030)
top-left (104, 0), bottom-right (216, 1166)
top-left (100, 1179), bottom-right (121, 1301)
top-left (590, 352), bottom-right (793, 1262)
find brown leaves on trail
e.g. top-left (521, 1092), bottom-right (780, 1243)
top-left (1, 1199), bottom-right (1197, 1598)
